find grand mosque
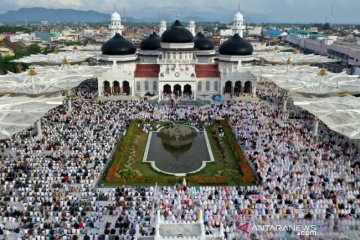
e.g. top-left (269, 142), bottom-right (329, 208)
top-left (98, 8), bottom-right (257, 101)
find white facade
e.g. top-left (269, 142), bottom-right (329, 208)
top-left (187, 21), bottom-right (196, 37)
top-left (220, 29), bottom-right (233, 37)
top-left (157, 42), bottom-right (198, 100)
top-left (232, 10), bottom-right (245, 37)
top-left (220, 9), bottom-right (246, 37)
top-left (159, 21), bottom-right (167, 36)
top-left (98, 48), bottom-right (257, 99)
top-left (247, 26), bottom-right (263, 36)
top-left (138, 50), bottom-right (161, 64)
top-left (196, 50), bottom-right (216, 64)
top-left (10, 33), bottom-right (33, 43)
top-left (151, 210), bottom-right (224, 240)
top-left (98, 12), bottom-right (257, 101)
top-left (83, 29), bottom-right (96, 38)
top-left (218, 55), bottom-right (257, 96)
top-left (98, 59), bottom-right (137, 96)
top-left (109, 11), bottom-right (124, 37)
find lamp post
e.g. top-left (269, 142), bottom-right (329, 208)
top-left (314, 116), bottom-right (319, 137)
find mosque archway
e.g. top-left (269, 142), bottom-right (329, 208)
top-left (224, 81), bottom-right (232, 94)
top-left (206, 81), bottom-right (210, 91)
top-left (122, 81), bottom-right (130, 95)
top-left (234, 81), bottom-right (242, 95)
top-left (113, 81), bottom-right (120, 94)
top-left (104, 81), bottom-right (111, 94)
top-left (198, 81), bottom-right (202, 91)
top-left (173, 84), bottom-right (182, 96)
top-left (183, 84), bottom-right (192, 96)
top-left (214, 81), bottom-right (219, 91)
top-left (163, 84), bottom-right (172, 95)
top-left (244, 81), bottom-right (252, 94)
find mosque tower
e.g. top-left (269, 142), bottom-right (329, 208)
top-left (159, 20), bottom-right (167, 36)
top-left (187, 20), bottom-right (196, 37)
top-left (109, 5), bottom-right (124, 37)
top-left (232, 3), bottom-right (245, 37)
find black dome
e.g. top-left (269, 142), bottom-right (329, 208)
top-left (101, 33), bottom-right (136, 55)
top-left (194, 32), bottom-right (214, 50)
top-left (161, 20), bottom-right (194, 43)
top-left (218, 34), bottom-right (253, 56)
top-left (140, 32), bottom-right (161, 50)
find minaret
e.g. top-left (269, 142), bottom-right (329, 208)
top-left (232, 3), bottom-right (245, 37)
top-left (109, 5), bottom-right (124, 37)
top-left (159, 20), bottom-right (167, 36)
top-left (187, 20), bottom-right (196, 36)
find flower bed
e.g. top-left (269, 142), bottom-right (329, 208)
top-left (100, 120), bottom-right (258, 186)
top-left (219, 120), bottom-right (257, 184)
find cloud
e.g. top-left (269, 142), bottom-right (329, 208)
top-left (1, 0), bottom-right (360, 23)
top-left (13, 0), bottom-right (83, 8)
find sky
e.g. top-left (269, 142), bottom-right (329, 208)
top-left (1, 0), bottom-right (360, 23)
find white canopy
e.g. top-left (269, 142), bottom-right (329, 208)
top-left (252, 44), bottom-right (292, 52)
top-left (257, 51), bottom-right (338, 64)
top-left (254, 67), bottom-right (360, 94)
top-left (0, 64), bottom-right (108, 94)
top-left (292, 95), bottom-right (360, 139)
top-left (244, 64), bottom-right (319, 78)
top-left (13, 50), bottom-right (100, 64)
top-left (60, 45), bottom-right (102, 52)
top-left (0, 95), bottom-right (64, 139)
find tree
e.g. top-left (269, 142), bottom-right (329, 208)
top-left (322, 23), bottom-right (331, 31)
top-left (0, 43), bottom-right (40, 74)
top-left (27, 44), bottom-right (41, 55)
top-left (64, 41), bottom-right (81, 46)
top-left (0, 25), bottom-right (32, 34)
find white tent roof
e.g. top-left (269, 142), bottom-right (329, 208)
top-left (0, 95), bottom-right (64, 139)
top-left (257, 51), bottom-right (338, 64)
top-left (252, 44), bottom-right (292, 52)
top-left (292, 95), bottom-right (360, 139)
top-left (262, 69), bottom-right (360, 94)
top-left (0, 64), bottom-right (108, 95)
top-left (60, 45), bottom-right (102, 52)
top-left (244, 64), bottom-right (320, 78)
top-left (13, 51), bottom-right (100, 64)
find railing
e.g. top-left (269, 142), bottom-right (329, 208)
top-left (157, 59), bottom-right (197, 64)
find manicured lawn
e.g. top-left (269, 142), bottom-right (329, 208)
top-left (99, 120), bottom-right (257, 186)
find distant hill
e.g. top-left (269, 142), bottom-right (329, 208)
top-left (0, 7), bottom-right (122, 23)
top-left (0, 7), bottom-right (267, 24)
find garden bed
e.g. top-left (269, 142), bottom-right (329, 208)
top-left (99, 120), bottom-right (257, 186)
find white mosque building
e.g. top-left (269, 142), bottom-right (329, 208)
top-left (232, 8), bottom-right (246, 37)
top-left (98, 9), bottom-right (256, 101)
top-left (220, 6), bottom-right (246, 37)
top-left (109, 10), bottom-right (124, 37)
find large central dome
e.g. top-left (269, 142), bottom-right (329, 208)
top-left (161, 20), bottom-right (194, 43)
top-left (194, 32), bottom-right (214, 50)
top-left (140, 32), bottom-right (161, 50)
top-left (101, 33), bottom-right (136, 55)
top-left (218, 34), bottom-right (253, 56)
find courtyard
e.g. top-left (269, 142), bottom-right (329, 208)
top-left (144, 123), bottom-right (213, 176)
top-left (99, 120), bottom-right (258, 186)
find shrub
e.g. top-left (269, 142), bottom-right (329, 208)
top-left (219, 120), bottom-right (257, 184)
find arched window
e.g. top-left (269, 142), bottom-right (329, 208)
top-left (206, 81), bottom-right (210, 91)
top-left (145, 81), bottom-right (149, 91)
top-left (244, 81), bottom-right (252, 94)
top-left (153, 81), bottom-right (157, 91)
top-left (214, 81), bottom-right (219, 91)
top-left (136, 81), bottom-right (141, 91)
top-left (198, 81), bottom-right (202, 91)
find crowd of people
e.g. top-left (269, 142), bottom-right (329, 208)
top-left (0, 79), bottom-right (359, 239)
